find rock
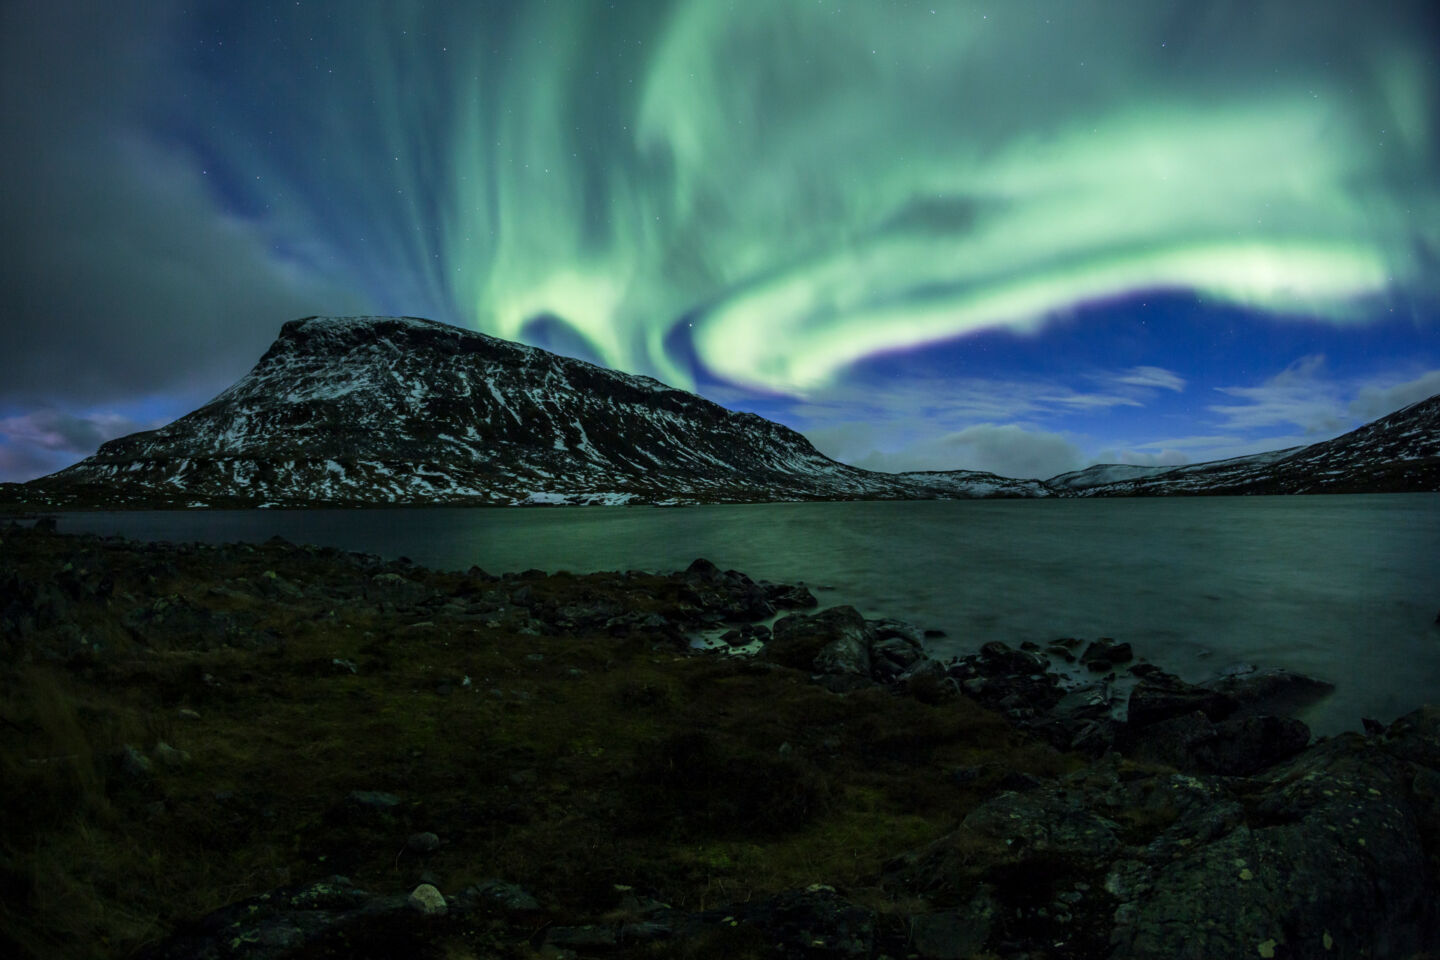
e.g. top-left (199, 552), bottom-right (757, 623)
top-left (1200, 667), bottom-right (1335, 718)
top-left (138, 876), bottom-right (408, 959)
top-left (368, 572), bottom-right (428, 605)
top-left (1110, 734), bottom-right (1440, 958)
top-left (345, 790), bottom-right (401, 810)
top-left (871, 618), bottom-right (926, 647)
top-left (1127, 710), bottom-right (1217, 769)
top-left (1126, 709), bottom-right (1310, 776)
top-left (152, 741), bottom-right (191, 768)
top-left (1126, 674), bottom-right (1236, 728)
top-left (685, 557), bottom-right (721, 580)
top-left (713, 885), bottom-right (875, 958)
top-left (960, 782), bottom-right (1122, 862)
top-left (762, 581), bottom-right (819, 609)
top-left (909, 892), bottom-right (998, 959)
top-left (117, 743), bottom-right (152, 777)
top-left (467, 879), bottom-right (540, 914)
top-left (764, 606), bottom-right (872, 672)
top-left (814, 629), bottom-right (872, 677)
top-left (977, 640), bottom-right (1046, 676)
top-left (870, 631), bottom-right (927, 681)
top-left (899, 657), bottom-right (951, 700)
top-left (405, 831), bottom-right (441, 855)
top-left (407, 883), bottom-right (446, 915)
top-left (1052, 683), bottom-right (1112, 725)
top-left (1377, 705), bottom-right (1440, 770)
top-left (1190, 715), bottom-right (1311, 776)
top-left (950, 642), bottom-right (1064, 719)
top-left (258, 571), bottom-right (304, 600)
top-left (1080, 638), bottom-right (1133, 666)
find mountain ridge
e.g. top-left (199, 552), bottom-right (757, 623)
top-left (6, 315), bottom-right (1438, 508)
top-left (1050, 394), bottom-right (1440, 496)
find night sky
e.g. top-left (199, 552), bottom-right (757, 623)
top-left (2, 0), bottom-right (1437, 482)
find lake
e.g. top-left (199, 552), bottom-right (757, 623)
top-left (52, 494), bottom-right (1440, 736)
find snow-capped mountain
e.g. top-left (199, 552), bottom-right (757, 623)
top-left (19, 316), bottom-right (1042, 507)
top-left (1050, 394), bottom-right (1440, 497)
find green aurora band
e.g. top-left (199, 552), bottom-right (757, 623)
top-left (201, 0), bottom-right (1439, 394)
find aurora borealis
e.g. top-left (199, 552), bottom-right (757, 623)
top-left (1, 0), bottom-right (1438, 480)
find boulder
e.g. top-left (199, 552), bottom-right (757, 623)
top-left (464, 879), bottom-right (541, 914)
top-left (909, 893), bottom-right (997, 959)
top-left (1190, 714), bottom-right (1311, 776)
top-left (814, 631), bottom-right (871, 677)
top-left (762, 581), bottom-right (819, 609)
top-left (1080, 638), bottom-right (1133, 668)
top-left (1126, 673), bottom-right (1236, 728)
top-left (764, 606), bottom-right (872, 672)
top-left (407, 883), bottom-right (446, 915)
top-left (870, 633), bottom-right (926, 681)
top-left (1200, 667), bottom-right (1335, 718)
top-left (684, 557), bottom-right (721, 580)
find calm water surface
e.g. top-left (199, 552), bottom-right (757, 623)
top-left (56, 495), bottom-right (1440, 735)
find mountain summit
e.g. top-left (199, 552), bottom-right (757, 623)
top-left (20, 316), bottom-right (1042, 507)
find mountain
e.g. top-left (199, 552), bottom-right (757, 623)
top-left (15, 316), bottom-right (1044, 508)
top-left (894, 470), bottom-right (1052, 499)
top-left (1048, 395), bottom-right (1440, 496)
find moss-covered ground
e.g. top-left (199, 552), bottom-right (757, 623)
top-left (0, 522), bottom-right (1076, 958)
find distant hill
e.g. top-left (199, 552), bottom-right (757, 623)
top-left (1046, 395), bottom-right (1440, 496)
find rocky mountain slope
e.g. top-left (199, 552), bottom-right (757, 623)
top-left (1051, 394), bottom-right (1440, 496)
top-left (15, 316), bottom-right (1042, 508)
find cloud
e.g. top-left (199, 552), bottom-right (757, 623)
top-left (0, 407), bottom-right (164, 482)
top-left (820, 423), bottom-right (1086, 479)
top-left (1208, 355), bottom-right (1349, 434)
top-left (1112, 366), bottom-right (1187, 392)
top-left (1094, 448), bottom-right (1193, 468)
top-left (0, 443), bottom-right (72, 484)
top-left (0, 2), bottom-right (371, 411)
top-left (1041, 393), bottom-right (1143, 409)
top-left (1350, 369), bottom-right (1440, 420)
top-left (0, 409), bottom-right (150, 454)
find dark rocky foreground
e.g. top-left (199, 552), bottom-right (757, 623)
top-left (2, 522), bottom-right (1439, 958)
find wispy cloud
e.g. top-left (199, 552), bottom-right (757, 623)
top-left (1350, 369), bottom-right (1440, 420)
top-left (844, 423), bottom-right (1086, 479)
top-left (1110, 366), bottom-right (1187, 392)
top-left (1041, 392), bottom-right (1143, 409)
top-left (1208, 355), bottom-right (1349, 433)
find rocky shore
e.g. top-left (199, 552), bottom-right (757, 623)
top-left (2, 521), bottom-right (1438, 958)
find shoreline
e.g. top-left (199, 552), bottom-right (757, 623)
top-left (2, 522), bottom-right (1438, 958)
